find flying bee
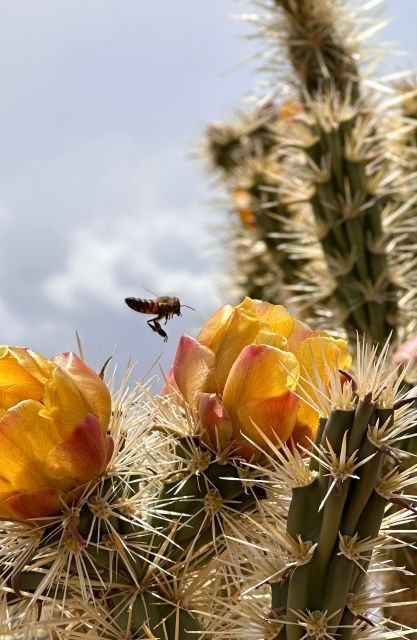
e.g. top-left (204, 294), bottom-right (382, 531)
top-left (125, 296), bottom-right (194, 342)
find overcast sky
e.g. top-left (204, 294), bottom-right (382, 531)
top-left (0, 0), bottom-right (416, 384)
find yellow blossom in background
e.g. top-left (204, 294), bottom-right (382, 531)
top-left (0, 347), bottom-right (113, 520)
top-left (165, 298), bottom-right (351, 458)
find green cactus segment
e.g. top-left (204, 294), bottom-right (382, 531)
top-left (287, 104), bottom-right (398, 344)
top-left (105, 590), bottom-right (203, 640)
top-left (149, 440), bottom-right (265, 555)
top-left (272, 397), bottom-right (393, 639)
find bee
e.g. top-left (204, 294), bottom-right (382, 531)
top-left (125, 296), bottom-right (194, 341)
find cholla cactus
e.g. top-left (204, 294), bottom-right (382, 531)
top-left (1, 302), bottom-right (417, 639)
top-left (204, 0), bottom-right (417, 346)
top-left (205, 103), bottom-right (307, 307)
top-left (197, 335), bottom-right (417, 639)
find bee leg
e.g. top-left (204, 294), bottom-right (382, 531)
top-left (154, 320), bottom-right (168, 342)
top-left (148, 318), bottom-right (168, 342)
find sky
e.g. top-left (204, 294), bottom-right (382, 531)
top-left (0, 0), bottom-right (416, 384)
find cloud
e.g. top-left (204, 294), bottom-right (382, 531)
top-left (0, 297), bottom-right (27, 344)
top-left (42, 209), bottom-right (222, 315)
top-left (0, 0), bottom-right (254, 374)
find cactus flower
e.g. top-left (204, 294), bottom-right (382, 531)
top-left (0, 348), bottom-right (113, 520)
top-left (167, 298), bottom-right (350, 457)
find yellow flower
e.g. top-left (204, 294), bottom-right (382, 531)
top-left (167, 298), bottom-right (351, 458)
top-left (0, 347), bottom-right (112, 520)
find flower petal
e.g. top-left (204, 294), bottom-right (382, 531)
top-left (223, 344), bottom-right (299, 410)
top-left (172, 335), bottom-right (215, 405)
top-left (45, 413), bottom-right (108, 482)
top-left (237, 297), bottom-right (289, 325)
top-left (0, 400), bottom-right (66, 495)
top-left (0, 488), bottom-right (61, 520)
top-left (295, 335), bottom-right (351, 429)
top-left (237, 298), bottom-right (313, 351)
top-left (8, 347), bottom-right (53, 381)
top-left (286, 422), bottom-right (314, 454)
top-left (255, 330), bottom-right (287, 350)
top-left (51, 352), bottom-right (111, 430)
top-left (40, 366), bottom-right (97, 438)
top-left (236, 392), bottom-right (300, 448)
top-left (196, 392), bottom-right (233, 446)
top-left (0, 348), bottom-right (45, 410)
top-left (208, 308), bottom-right (266, 393)
top-left (197, 305), bottom-right (234, 351)
top-left (160, 365), bottom-right (181, 396)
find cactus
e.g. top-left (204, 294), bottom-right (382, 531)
top-left (275, 91), bottom-right (401, 343)
top-left (205, 103), bottom-right (312, 309)
top-left (197, 339), bottom-right (417, 639)
top-left (0, 316), bottom-right (416, 638)
top-left (204, 0), bottom-right (417, 345)
top-left (0, 363), bottom-right (269, 639)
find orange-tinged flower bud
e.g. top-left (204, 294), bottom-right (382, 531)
top-left (233, 189), bottom-right (257, 228)
top-left (0, 348), bottom-right (112, 520)
top-left (167, 298), bottom-right (351, 459)
top-left (280, 100), bottom-right (303, 120)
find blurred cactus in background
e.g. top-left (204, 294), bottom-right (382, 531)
top-left (204, 0), bottom-right (417, 345)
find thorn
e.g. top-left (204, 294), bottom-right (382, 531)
top-left (99, 356), bottom-right (113, 380)
top-left (10, 543), bottom-right (39, 598)
top-left (379, 445), bottom-right (401, 465)
top-left (339, 369), bottom-right (358, 392)
top-left (390, 496), bottom-right (417, 515)
top-left (393, 396), bottom-right (417, 410)
top-left (75, 330), bottom-right (85, 361)
top-left (363, 391), bottom-right (373, 403)
top-left (356, 613), bottom-right (375, 627)
top-left (67, 519), bottom-right (86, 548)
